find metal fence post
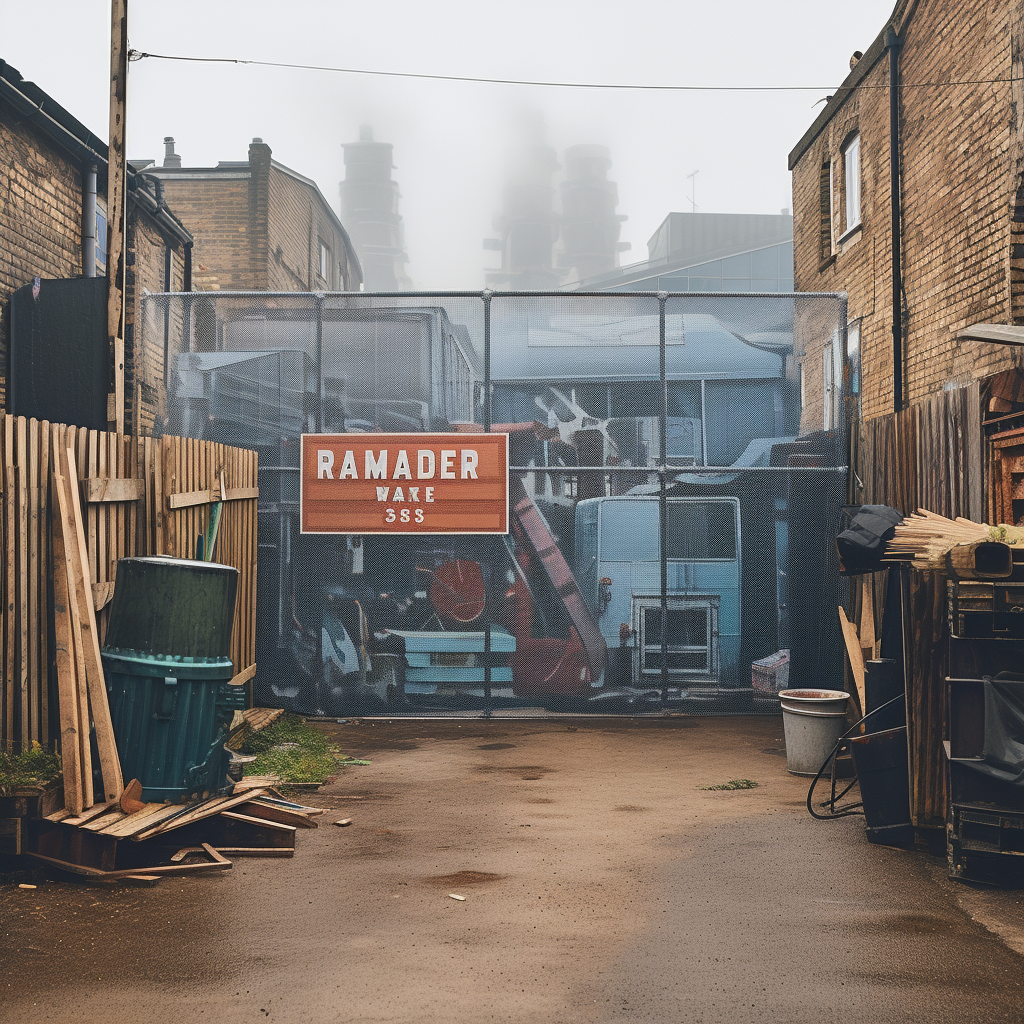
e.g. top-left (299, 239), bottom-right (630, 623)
top-left (483, 290), bottom-right (492, 710)
top-left (658, 292), bottom-right (669, 699)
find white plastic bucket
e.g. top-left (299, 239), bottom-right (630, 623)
top-left (778, 689), bottom-right (850, 776)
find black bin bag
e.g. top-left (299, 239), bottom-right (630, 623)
top-left (836, 505), bottom-right (904, 575)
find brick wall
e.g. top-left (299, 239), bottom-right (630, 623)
top-left (791, 0), bottom-right (1024, 424)
top-left (125, 214), bottom-right (187, 435)
top-left (0, 120), bottom-right (84, 405)
top-left (265, 156), bottom-right (358, 292)
top-left (899, 0), bottom-right (1021, 401)
top-left (157, 141), bottom-right (358, 294)
top-left (157, 175), bottom-right (251, 290)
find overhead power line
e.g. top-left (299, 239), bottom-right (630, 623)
top-left (129, 51), bottom-right (1017, 93)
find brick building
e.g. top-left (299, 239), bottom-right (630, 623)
top-left (140, 138), bottom-right (361, 293)
top-left (789, 0), bottom-right (1024, 428)
top-left (0, 60), bottom-right (193, 434)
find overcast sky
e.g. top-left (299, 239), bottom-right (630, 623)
top-left (3, 0), bottom-right (896, 289)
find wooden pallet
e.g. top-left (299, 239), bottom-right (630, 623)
top-left (28, 782), bottom-right (321, 881)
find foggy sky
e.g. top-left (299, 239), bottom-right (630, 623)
top-left (3, 0), bottom-right (897, 289)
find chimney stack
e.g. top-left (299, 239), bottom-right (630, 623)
top-left (162, 136), bottom-right (181, 168)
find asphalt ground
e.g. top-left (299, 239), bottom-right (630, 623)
top-left (3, 716), bottom-right (1024, 1023)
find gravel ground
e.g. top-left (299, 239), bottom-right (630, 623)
top-left (2, 715), bottom-right (1024, 1023)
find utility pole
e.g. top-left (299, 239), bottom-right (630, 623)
top-left (107, 0), bottom-right (128, 434)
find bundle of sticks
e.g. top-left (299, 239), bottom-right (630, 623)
top-left (885, 510), bottom-right (1024, 570)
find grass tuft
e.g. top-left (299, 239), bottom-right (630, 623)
top-left (241, 714), bottom-right (369, 785)
top-left (698, 778), bottom-right (760, 791)
top-left (0, 742), bottom-right (61, 796)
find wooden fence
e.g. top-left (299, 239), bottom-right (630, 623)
top-left (1, 416), bottom-right (258, 753)
top-left (852, 382), bottom-right (984, 828)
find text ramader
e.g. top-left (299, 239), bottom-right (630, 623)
top-left (316, 448), bottom-right (479, 481)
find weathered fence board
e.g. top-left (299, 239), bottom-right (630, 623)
top-left (0, 417), bottom-right (258, 753)
top-left (853, 382), bottom-right (983, 829)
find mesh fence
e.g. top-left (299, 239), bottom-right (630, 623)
top-left (143, 289), bottom-right (848, 717)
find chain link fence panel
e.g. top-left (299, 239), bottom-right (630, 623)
top-left (144, 289), bottom-right (848, 717)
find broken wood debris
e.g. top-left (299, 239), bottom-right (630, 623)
top-left (227, 705), bottom-right (285, 751)
top-left (27, 780), bottom-right (323, 884)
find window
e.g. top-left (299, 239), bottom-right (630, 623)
top-left (665, 501), bottom-right (737, 560)
top-left (95, 207), bottom-right (107, 273)
top-left (847, 320), bottom-right (861, 400)
top-left (319, 242), bottom-right (332, 284)
top-left (819, 160), bottom-right (833, 259)
top-left (822, 330), bottom-right (843, 430)
top-left (847, 319), bottom-right (862, 419)
top-left (843, 134), bottom-right (861, 232)
top-left (635, 596), bottom-right (720, 678)
top-left (600, 501), bottom-right (659, 563)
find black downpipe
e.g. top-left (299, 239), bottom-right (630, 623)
top-left (887, 26), bottom-right (904, 412)
top-left (314, 293), bottom-right (324, 432)
top-left (162, 246), bottom-right (172, 388)
top-left (183, 242), bottom-right (192, 293)
top-left (658, 294), bottom-right (669, 698)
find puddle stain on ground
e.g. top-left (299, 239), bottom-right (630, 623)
top-left (474, 765), bottom-right (555, 781)
top-left (477, 743), bottom-right (517, 750)
top-left (424, 870), bottom-right (506, 887)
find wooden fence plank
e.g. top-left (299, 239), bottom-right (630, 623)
top-left (51, 455), bottom-right (84, 816)
top-left (54, 470), bottom-right (93, 810)
top-left (16, 421), bottom-right (28, 747)
top-left (27, 420), bottom-right (39, 745)
top-left (2, 418), bottom-right (10, 750)
top-left (39, 421), bottom-right (51, 747)
top-left (63, 446), bottom-right (124, 802)
top-left (84, 477), bottom-right (146, 503)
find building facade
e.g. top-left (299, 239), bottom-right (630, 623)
top-left (141, 137), bottom-right (361, 294)
top-left (568, 211), bottom-right (793, 294)
top-left (789, 0), bottom-right (1024, 427)
top-left (0, 60), bottom-right (193, 434)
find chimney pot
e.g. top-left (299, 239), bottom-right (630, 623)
top-left (162, 136), bottom-right (181, 168)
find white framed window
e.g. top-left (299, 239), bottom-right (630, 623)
top-left (847, 320), bottom-right (862, 401)
top-left (819, 161), bottom-right (833, 260)
top-left (96, 206), bottom-right (108, 273)
top-left (843, 134), bottom-right (861, 232)
top-left (822, 330), bottom-right (843, 431)
top-left (319, 242), bottom-right (332, 284)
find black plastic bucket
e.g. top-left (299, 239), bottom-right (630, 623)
top-left (849, 726), bottom-right (913, 846)
top-left (104, 556), bottom-right (238, 659)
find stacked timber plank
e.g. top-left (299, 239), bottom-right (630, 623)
top-left (30, 780), bottom-right (322, 883)
top-left (51, 439), bottom-right (123, 813)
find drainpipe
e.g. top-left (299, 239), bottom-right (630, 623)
top-left (887, 25), bottom-right (904, 412)
top-left (82, 163), bottom-right (97, 277)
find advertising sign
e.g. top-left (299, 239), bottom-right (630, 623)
top-left (300, 433), bottom-right (509, 534)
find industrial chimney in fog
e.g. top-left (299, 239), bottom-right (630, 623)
top-left (484, 113), bottom-right (563, 290)
top-left (556, 144), bottom-right (628, 285)
top-left (340, 125), bottom-right (412, 291)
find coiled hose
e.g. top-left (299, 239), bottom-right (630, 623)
top-left (806, 694), bottom-right (905, 820)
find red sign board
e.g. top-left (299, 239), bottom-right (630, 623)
top-left (300, 433), bottom-right (509, 535)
